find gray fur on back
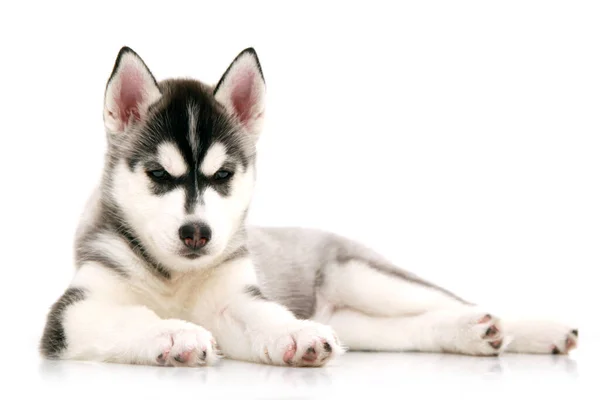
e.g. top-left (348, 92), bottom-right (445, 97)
top-left (246, 226), bottom-right (336, 319)
top-left (246, 226), bottom-right (469, 319)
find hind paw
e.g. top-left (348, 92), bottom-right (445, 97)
top-left (551, 329), bottom-right (578, 354)
top-left (505, 321), bottom-right (579, 355)
top-left (479, 314), bottom-right (504, 350)
top-left (547, 328), bottom-right (579, 355)
top-left (439, 311), bottom-right (506, 356)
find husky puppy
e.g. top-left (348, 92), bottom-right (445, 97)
top-left (40, 47), bottom-right (578, 367)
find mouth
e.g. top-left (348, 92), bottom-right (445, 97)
top-left (180, 251), bottom-right (204, 260)
top-left (176, 239), bottom-right (215, 261)
top-left (177, 247), bottom-right (209, 259)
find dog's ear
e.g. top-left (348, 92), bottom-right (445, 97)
top-left (103, 47), bottom-right (161, 134)
top-left (214, 48), bottom-right (266, 136)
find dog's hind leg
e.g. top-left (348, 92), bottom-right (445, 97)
top-left (321, 308), bottom-right (505, 356)
top-left (317, 256), bottom-right (471, 318)
top-left (313, 253), bottom-right (578, 355)
top-left (318, 303), bottom-right (579, 356)
top-left (311, 256), bottom-right (503, 355)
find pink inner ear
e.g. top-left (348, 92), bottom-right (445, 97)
top-left (231, 69), bottom-right (256, 124)
top-left (116, 64), bottom-right (145, 124)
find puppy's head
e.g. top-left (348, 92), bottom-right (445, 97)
top-left (102, 47), bottom-right (265, 271)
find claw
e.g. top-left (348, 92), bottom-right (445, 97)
top-left (571, 329), bottom-right (578, 337)
top-left (478, 314), bottom-right (492, 324)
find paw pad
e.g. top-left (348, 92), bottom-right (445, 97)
top-left (271, 324), bottom-right (340, 367)
top-left (173, 350), bottom-right (195, 364)
top-left (152, 324), bottom-right (217, 367)
top-left (550, 329), bottom-right (578, 355)
top-left (283, 341), bottom-right (297, 365)
top-left (485, 325), bottom-right (500, 338)
top-left (156, 352), bottom-right (168, 365)
top-left (302, 347), bottom-right (318, 363)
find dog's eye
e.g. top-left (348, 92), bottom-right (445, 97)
top-left (148, 168), bottom-right (169, 180)
top-left (213, 169), bottom-right (233, 181)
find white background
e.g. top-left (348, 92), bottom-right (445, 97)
top-left (1, 1), bottom-right (599, 399)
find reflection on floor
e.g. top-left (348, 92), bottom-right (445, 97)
top-left (33, 350), bottom-right (590, 400)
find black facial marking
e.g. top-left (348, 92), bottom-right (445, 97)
top-left (127, 79), bottom-right (250, 214)
top-left (82, 78), bottom-right (254, 281)
top-left (245, 285), bottom-right (268, 301)
top-left (184, 173), bottom-right (201, 214)
top-left (39, 287), bottom-right (86, 358)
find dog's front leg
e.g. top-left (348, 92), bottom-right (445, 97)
top-left (217, 291), bottom-right (345, 367)
top-left (199, 257), bottom-right (344, 367)
top-left (40, 264), bottom-right (219, 367)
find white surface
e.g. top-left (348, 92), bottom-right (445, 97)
top-left (1, 0), bottom-right (599, 398)
top-left (29, 351), bottom-right (593, 399)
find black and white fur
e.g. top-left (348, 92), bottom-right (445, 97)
top-left (40, 47), bottom-right (578, 368)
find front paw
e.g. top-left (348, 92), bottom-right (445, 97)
top-left (261, 321), bottom-right (344, 367)
top-left (148, 320), bottom-right (220, 367)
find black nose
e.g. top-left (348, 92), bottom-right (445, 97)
top-left (178, 223), bottom-right (211, 250)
